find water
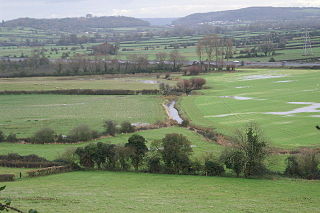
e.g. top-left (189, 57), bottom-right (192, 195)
top-left (166, 101), bottom-right (183, 124)
top-left (265, 102), bottom-right (320, 115)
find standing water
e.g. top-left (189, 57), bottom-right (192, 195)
top-left (166, 101), bottom-right (183, 124)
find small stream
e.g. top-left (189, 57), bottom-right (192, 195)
top-left (165, 101), bottom-right (183, 124)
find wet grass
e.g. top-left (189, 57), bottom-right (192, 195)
top-left (0, 94), bottom-right (166, 137)
top-left (180, 69), bottom-right (320, 148)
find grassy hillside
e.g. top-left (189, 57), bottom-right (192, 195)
top-left (1, 171), bottom-right (319, 213)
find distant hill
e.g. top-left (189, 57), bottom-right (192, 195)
top-left (2, 16), bottom-right (150, 32)
top-left (141, 18), bottom-right (178, 26)
top-left (173, 7), bottom-right (320, 25)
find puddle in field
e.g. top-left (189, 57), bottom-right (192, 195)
top-left (139, 80), bottom-right (159, 84)
top-left (235, 86), bottom-right (250, 89)
top-left (132, 122), bottom-right (150, 127)
top-left (265, 102), bottom-right (320, 115)
top-left (310, 115), bottom-right (320, 118)
top-left (241, 74), bottom-right (287, 81)
top-left (204, 112), bottom-right (258, 118)
top-left (31, 103), bottom-right (85, 107)
top-left (274, 80), bottom-right (295, 83)
top-left (219, 96), bottom-right (265, 101)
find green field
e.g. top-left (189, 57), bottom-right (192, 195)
top-left (0, 127), bottom-right (222, 160)
top-left (0, 75), bottom-right (173, 91)
top-left (1, 171), bottom-right (319, 213)
top-left (0, 94), bottom-right (166, 137)
top-left (180, 69), bottom-right (320, 149)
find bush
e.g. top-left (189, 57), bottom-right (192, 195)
top-left (269, 57), bottom-right (276, 62)
top-left (285, 151), bottom-right (319, 179)
top-left (147, 155), bottom-right (162, 173)
top-left (68, 125), bottom-right (95, 141)
top-left (33, 128), bottom-right (56, 144)
top-left (0, 131), bottom-right (5, 142)
top-left (104, 120), bottom-right (117, 136)
top-left (180, 119), bottom-right (190, 127)
top-left (120, 121), bottom-right (135, 133)
top-left (6, 133), bottom-right (18, 142)
top-left (125, 135), bottom-right (148, 171)
top-left (0, 174), bottom-right (15, 182)
top-left (190, 78), bottom-right (206, 90)
top-left (220, 149), bottom-right (245, 177)
top-left (204, 160), bottom-right (225, 176)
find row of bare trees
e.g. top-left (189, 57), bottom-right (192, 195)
top-left (196, 34), bottom-right (234, 70)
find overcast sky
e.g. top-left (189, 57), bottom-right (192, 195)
top-left (0, 0), bottom-right (319, 21)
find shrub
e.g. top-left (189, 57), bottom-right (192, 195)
top-left (220, 149), bottom-right (245, 177)
top-left (0, 174), bottom-right (15, 182)
top-left (285, 151), bottom-right (319, 179)
top-left (69, 124), bottom-right (95, 141)
top-left (32, 128), bottom-right (56, 144)
top-left (104, 120), bottom-right (117, 136)
top-left (205, 160), bottom-right (225, 176)
top-left (120, 121), bottom-right (135, 133)
top-left (180, 119), bottom-right (190, 127)
top-left (190, 78), bottom-right (206, 90)
top-left (6, 133), bottom-right (18, 142)
top-left (0, 131), bottom-right (5, 142)
top-left (147, 155), bottom-right (162, 173)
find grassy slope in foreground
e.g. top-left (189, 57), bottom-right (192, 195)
top-left (2, 171), bottom-right (320, 213)
top-left (180, 69), bottom-right (320, 148)
top-left (0, 94), bottom-right (165, 137)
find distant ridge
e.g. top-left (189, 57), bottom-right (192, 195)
top-left (141, 18), bottom-right (178, 26)
top-left (173, 7), bottom-right (320, 25)
top-left (2, 16), bottom-right (150, 32)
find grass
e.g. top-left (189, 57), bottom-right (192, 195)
top-left (0, 94), bottom-right (166, 137)
top-left (0, 171), bottom-right (319, 212)
top-left (0, 75), bottom-right (174, 91)
top-left (180, 69), bottom-right (320, 149)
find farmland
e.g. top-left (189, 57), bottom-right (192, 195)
top-left (0, 94), bottom-right (165, 137)
top-left (180, 69), bottom-right (320, 149)
top-left (0, 75), bottom-right (173, 91)
top-left (1, 171), bottom-right (320, 213)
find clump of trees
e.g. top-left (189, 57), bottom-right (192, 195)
top-left (159, 77), bottom-right (206, 95)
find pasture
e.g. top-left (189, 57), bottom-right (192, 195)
top-left (0, 75), bottom-right (173, 91)
top-left (0, 94), bottom-right (166, 137)
top-left (180, 69), bottom-right (320, 149)
top-left (1, 171), bottom-right (319, 213)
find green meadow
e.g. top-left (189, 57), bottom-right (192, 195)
top-left (0, 75), bottom-right (173, 91)
top-left (180, 69), bottom-right (320, 149)
top-left (1, 171), bottom-right (319, 213)
top-left (0, 94), bottom-right (166, 137)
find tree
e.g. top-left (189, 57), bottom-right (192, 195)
top-left (125, 135), bottom-right (148, 171)
top-left (75, 144), bottom-right (97, 168)
top-left (104, 120), bottom-right (117, 136)
top-left (220, 149), bottom-right (245, 177)
top-left (196, 42), bottom-right (205, 70)
top-left (161, 134), bottom-right (192, 174)
top-left (169, 50), bottom-right (185, 72)
top-left (233, 123), bottom-right (269, 177)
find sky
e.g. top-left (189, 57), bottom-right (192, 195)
top-left (0, 0), bottom-right (320, 21)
